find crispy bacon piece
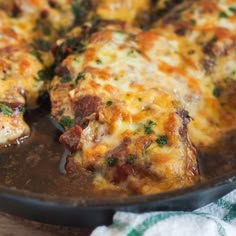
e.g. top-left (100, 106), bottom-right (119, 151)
top-left (59, 125), bottom-right (82, 151)
top-left (75, 95), bottom-right (101, 127)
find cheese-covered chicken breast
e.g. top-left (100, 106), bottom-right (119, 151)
top-left (154, 0), bottom-right (236, 147)
top-left (50, 23), bottom-right (199, 194)
top-left (50, 0), bottom-right (236, 194)
top-left (0, 0), bottom-right (157, 147)
top-left (0, 0), bottom-right (76, 146)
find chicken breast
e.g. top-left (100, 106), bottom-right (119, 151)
top-left (50, 0), bottom-right (236, 194)
top-left (0, 0), bottom-right (165, 147)
top-left (154, 0), bottom-right (236, 146)
top-left (0, 0), bottom-right (76, 146)
top-left (50, 23), bottom-right (199, 194)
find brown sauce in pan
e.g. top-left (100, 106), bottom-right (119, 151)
top-left (198, 130), bottom-right (236, 179)
top-left (0, 96), bottom-right (127, 198)
top-left (0, 96), bottom-right (235, 197)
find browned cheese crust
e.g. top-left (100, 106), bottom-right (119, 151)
top-left (50, 0), bottom-right (236, 194)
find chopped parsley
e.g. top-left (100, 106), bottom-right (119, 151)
top-left (144, 120), bottom-right (156, 135)
top-left (91, 16), bottom-right (101, 27)
top-left (42, 25), bottom-right (51, 36)
top-left (72, 0), bottom-right (89, 25)
top-left (126, 154), bottom-right (137, 163)
top-left (30, 50), bottom-right (43, 62)
top-left (213, 86), bottom-right (222, 98)
top-left (33, 39), bottom-right (51, 51)
top-left (211, 36), bottom-right (218, 43)
top-left (156, 135), bottom-right (168, 147)
top-left (96, 59), bottom-right (102, 64)
top-left (148, 120), bottom-right (156, 126)
top-left (60, 74), bottom-right (72, 83)
top-left (57, 108), bottom-right (65, 116)
top-left (18, 107), bottom-right (25, 114)
top-left (0, 103), bottom-right (13, 116)
top-left (33, 18), bottom-right (52, 36)
top-left (36, 67), bottom-right (54, 81)
top-left (219, 12), bottom-right (228, 18)
top-left (66, 38), bottom-right (87, 54)
top-left (127, 49), bottom-right (139, 57)
top-left (59, 116), bottom-right (74, 129)
top-left (106, 101), bottom-right (113, 106)
top-left (75, 72), bottom-right (85, 84)
top-left (105, 157), bottom-right (117, 166)
top-left (37, 70), bottom-right (45, 81)
top-left (190, 19), bottom-right (196, 26)
top-left (229, 7), bottom-right (236, 15)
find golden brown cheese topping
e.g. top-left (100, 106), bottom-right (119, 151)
top-left (50, 0), bottom-right (236, 194)
top-left (154, 0), bottom-right (236, 146)
top-left (50, 23), bottom-right (199, 194)
top-left (0, 0), bottom-right (77, 146)
top-left (0, 0), bottom-right (157, 147)
top-left (92, 0), bottom-right (151, 24)
top-left (0, 0), bottom-right (235, 195)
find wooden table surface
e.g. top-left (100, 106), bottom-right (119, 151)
top-left (0, 212), bottom-right (92, 236)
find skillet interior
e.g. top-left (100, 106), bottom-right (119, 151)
top-left (0, 95), bottom-right (235, 226)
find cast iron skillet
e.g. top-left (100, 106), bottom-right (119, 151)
top-left (0, 172), bottom-right (236, 227)
top-left (0, 95), bottom-right (235, 227)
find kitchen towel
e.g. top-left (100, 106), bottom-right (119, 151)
top-left (91, 189), bottom-right (236, 236)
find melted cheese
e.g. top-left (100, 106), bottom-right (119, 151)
top-left (94, 0), bottom-right (151, 24)
top-left (51, 0), bottom-right (236, 194)
top-left (0, 0), bottom-right (235, 194)
top-left (52, 24), bottom-right (198, 194)
top-left (154, 0), bottom-right (236, 146)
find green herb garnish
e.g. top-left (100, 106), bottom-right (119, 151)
top-left (57, 108), bottom-right (65, 116)
top-left (42, 25), bottom-right (51, 36)
top-left (147, 120), bottom-right (156, 126)
top-left (156, 135), bottom-right (168, 147)
top-left (0, 103), bottom-right (13, 116)
top-left (60, 74), bottom-right (72, 83)
top-left (213, 86), bottom-right (222, 98)
top-left (229, 7), bottom-right (236, 14)
top-left (106, 101), bottom-right (113, 106)
top-left (59, 116), bottom-right (74, 129)
top-left (36, 66), bottom-right (54, 81)
top-left (126, 154), bottom-right (136, 163)
top-left (96, 59), bottom-right (102, 64)
top-left (144, 120), bottom-right (156, 135)
top-left (18, 107), bottom-right (25, 114)
top-left (105, 157), bottom-right (117, 166)
top-left (33, 39), bottom-right (51, 51)
top-left (219, 12), bottom-right (228, 18)
top-left (127, 49), bottom-right (138, 57)
top-left (144, 126), bottom-right (154, 134)
top-left (190, 19), bottom-right (196, 25)
top-left (30, 50), bottom-right (42, 62)
top-left (72, 1), bottom-right (88, 25)
top-left (75, 72), bottom-right (85, 84)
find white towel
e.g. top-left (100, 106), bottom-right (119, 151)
top-left (92, 190), bottom-right (236, 236)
